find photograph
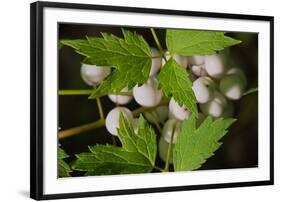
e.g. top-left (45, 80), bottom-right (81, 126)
top-left (58, 24), bottom-right (259, 178)
top-left (30, 2), bottom-right (273, 199)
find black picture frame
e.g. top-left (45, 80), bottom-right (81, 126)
top-left (30, 1), bottom-right (274, 200)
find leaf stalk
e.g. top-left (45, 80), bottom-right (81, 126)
top-left (150, 28), bottom-right (167, 62)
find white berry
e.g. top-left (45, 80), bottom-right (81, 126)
top-left (133, 77), bottom-right (163, 107)
top-left (189, 55), bottom-right (205, 65)
top-left (158, 137), bottom-right (173, 164)
top-left (219, 74), bottom-right (245, 100)
top-left (108, 87), bottom-right (133, 105)
top-left (144, 105), bottom-right (169, 123)
top-left (162, 51), bottom-right (188, 68)
top-left (205, 55), bottom-right (225, 79)
top-left (80, 63), bottom-right (111, 86)
top-left (190, 65), bottom-right (208, 77)
top-left (169, 98), bottom-right (191, 121)
top-left (192, 76), bottom-right (215, 103)
top-left (200, 91), bottom-right (227, 118)
top-left (150, 48), bottom-right (162, 76)
top-left (105, 107), bottom-right (133, 136)
top-left (162, 119), bottom-right (181, 144)
top-left (189, 56), bottom-right (208, 77)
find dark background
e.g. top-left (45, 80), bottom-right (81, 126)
top-left (58, 24), bottom-right (258, 176)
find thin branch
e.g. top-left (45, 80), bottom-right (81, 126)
top-left (149, 112), bottom-right (162, 134)
top-left (96, 97), bottom-right (105, 120)
top-left (243, 88), bottom-right (258, 96)
top-left (58, 90), bottom-right (133, 96)
top-left (58, 89), bottom-right (93, 95)
top-left (58, 100), bottom-right (169, 140)
top-left (150, 28), bottom-right (167, 62)
top-left (59, 119), bottom-right (105, 139)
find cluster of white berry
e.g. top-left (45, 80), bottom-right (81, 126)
top-left (80, 47), bottom-right (247, 164)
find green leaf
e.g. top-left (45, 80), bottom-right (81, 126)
top-left (173, 116), bottom-right (236, 171)
top-left (58, 148), bottom-right (72, 177)
top-left (117, 114), bottom-right (157, 165)
top-left (243, 87), bottom-right (258, 96)
top-left (60, 39), bottom-right (94, 57)
top-left (61, 29), bottom-right (152, 98)
top-left (58, 147), bottom-right (69, 159)
top-left (72, 114), bottom-right (157, 176)
top-left (166, 29), bottom-right (241, 56)
top-left (158, 58), bottom-right (198, 116)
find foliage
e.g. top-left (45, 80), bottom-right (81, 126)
top-left (158, 59), bottom-right (198, 116)
top-left (72, 114), bottom-right (157, 175)
top-left (166, 29), bottom-right (241, 56)
top-left (58, 148), bottom-right (72, 177)
top-left (173, 116), bottom-right (236, 171)
top-left (60, 28), bottom-right (244, 176)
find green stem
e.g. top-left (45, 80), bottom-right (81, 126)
top-left (96, 97), bottom-right (105, 120)
top-left (58, 90), bottom-right (132, 96)
top-left (58, 100), bottom-right (169, 139)
top-left (150, 28), bottom-right (167, 62)
top-left (164, 122), bottom-right (176, 171)
top-left (59, 119), bottom-right (105, 139)
top-left (58, 89), bottom-right (93, 95)
top-left (243, 88), bottom-right (258, 96)
top-left (149, 112), bottom-right (162, 134)
top-left (154, 109), bottom-right (165, 125)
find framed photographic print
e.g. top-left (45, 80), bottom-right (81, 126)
top-left (30, 1), bottom-right (274, 200)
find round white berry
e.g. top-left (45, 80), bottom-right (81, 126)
top-left (80, 63), bottom-right (111, 86)
top-left (105, 107), bottom-right (133, 136)
top-left (169, 98), bottom-right (191, 121)
top-left (219, 74), bottom-right (245, 100)
top-left (190, 65), bottom-right (208, 77)
top-left (162, 51), bottom-right (188, 68)
top-left (200, 91), bottom-right (227, 118)
top-left (192, 76), bottom-right (215, 103)
top-left (144, 105), bottom-right (169, 124)
top-left (162, 119), bottom-right (181, 144)
top-left (174, 54), bottom-right (189, 68)
top-left (108, 87), bottom-right (133, 105)
top-left (158, 137), bottom-right (173, 164)
top-left (204, 55), bottom-right (225, 79)
top-left (226, 68), bottom-right (247, 87)
top-left (133, 77), bottom-right (163, 107)
top-left (150, 48), bottom-right (162, 76)
top-left (189, 55), bottom-right (205, 65)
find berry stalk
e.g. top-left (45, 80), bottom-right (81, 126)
top-left (164, 121), bottom-right (177, 171)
